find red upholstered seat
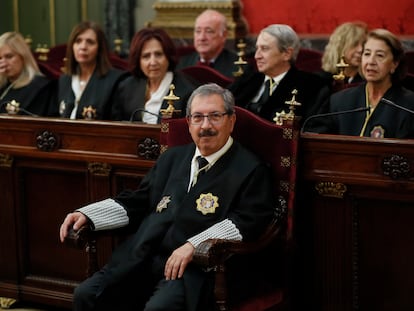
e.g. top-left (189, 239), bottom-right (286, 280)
top-left (296, 48), bottom-right (323, 72)
top-left (179, 65), bottom-right (234, 88)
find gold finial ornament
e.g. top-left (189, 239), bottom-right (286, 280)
top-left (233, 39), bottom-right (248, 77)
top-left (114, 38), bottom-right (123, 55)
top-left (35, 44), bottom-right (50, 61)
top-left (160, 84), bottom-right (181, 118)
top-left (333, 56), bottom-right (349, 81)
top-left (273, 89), bottom-right (302, 125)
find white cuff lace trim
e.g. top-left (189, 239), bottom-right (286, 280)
top-left (187, 219), bottom-right (242, 248)
top-left (77, 198), bottom-right (129, 231)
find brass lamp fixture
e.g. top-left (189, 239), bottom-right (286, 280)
top-left (160, 84), bottom-right (181, 118)
top-left (233, 39), bottom-right (248, 77)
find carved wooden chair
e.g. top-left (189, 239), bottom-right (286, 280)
top-left (67, 106), bottom-right (300, 311)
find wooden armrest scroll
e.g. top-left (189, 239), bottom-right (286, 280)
top-left (65, 225), bottom-right (92, 249)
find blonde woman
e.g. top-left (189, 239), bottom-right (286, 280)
top-left (0, 31), bottom-right (55, 116)
top-left (319, 22), bottom-right (368, 88)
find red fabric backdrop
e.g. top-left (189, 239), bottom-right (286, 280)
top-left (242, 0), bottom-right (414, 35)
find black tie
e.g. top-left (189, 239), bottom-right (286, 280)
top-left (248, 79), bottom-right (273, 114)
top-left (196, 156), bottom-right (209, 178)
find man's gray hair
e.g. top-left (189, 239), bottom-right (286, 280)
top-left (261, 24), bottom-right (301, 63)
top-left (186, 83), bottom-right (235, 116)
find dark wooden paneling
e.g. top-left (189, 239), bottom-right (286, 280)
top-left (298, 134), bottom-right (414, 311)
top-left (0, 116), bottom-right (159, 309)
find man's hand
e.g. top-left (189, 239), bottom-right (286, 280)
top-left (59, 212), bottom-right (88, 243)
top-left (164, 242), bottom-right (195, 280)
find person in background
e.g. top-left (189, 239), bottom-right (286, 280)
top-left (318, 21), bottom-right (368, 91)
top-left (111, 28), bottom-right (195, 123)
top-left (0, 31), bottom-right (55, 116)
top-left (59, 83), bottom-right (277, 311)
top-left (55, 21), bottom-right (128, 120)
top-left (228, 24), bottom-right (329, 123)
top-left (308, 29), bottom-right (414, 138)
top-left (176, 9), bottom-right (239, 79)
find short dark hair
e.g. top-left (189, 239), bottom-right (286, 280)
top-left (128, 28), bottom-right (177, 78)
top-left (65, 21), bottom-right (112, 77)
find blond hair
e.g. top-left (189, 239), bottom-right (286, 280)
top-left (322, 22), bottom-right (368, 73)
top-left (0, 32), bottom-right (42, 88)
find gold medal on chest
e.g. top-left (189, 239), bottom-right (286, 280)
top-left (196, 193), bottom-right (219, 215)
top-left (156, 196), bottom-right (171, 213)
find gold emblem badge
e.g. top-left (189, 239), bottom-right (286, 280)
top-left (82, 105), bottom-right (97, 120)
top-left (196, 193), bottom-right (219, 215)
top-left (156, 196), bottom-right (171, 213)
top-left (370, 125), bottom-right (385, 138)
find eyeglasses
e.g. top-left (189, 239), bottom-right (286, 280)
top-left (188, 112), bottom-right (230, 125)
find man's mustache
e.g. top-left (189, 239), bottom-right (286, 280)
top-left (199, 129), bottom-right (217, 137)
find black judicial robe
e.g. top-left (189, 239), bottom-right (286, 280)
top-left (93, 142), bottom-right (276, 311)
top-left (229, 66), bottom-right (329, 123)
top-left (310, 83), bottom-right (414, 138)
top-left (176, 49), bottom-right (239, 79)
top-left (0, 75), bottom-right (56, 116)
top-left (56, 68), bottom-right (128, 120)
top-left (111, 71), bottom-right (196, 122)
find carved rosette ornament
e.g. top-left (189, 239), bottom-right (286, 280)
top-left (138, 138), bottom-right (160, 160)
top-left (382, 154), bottom-right (411, 180)
top-left (36, 130), bottom-right (60, 151)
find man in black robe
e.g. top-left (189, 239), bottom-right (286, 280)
top-left (59, 83), bottom-right (277, 311)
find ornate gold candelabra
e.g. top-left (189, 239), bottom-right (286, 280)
top-left (333, 56), bottom-right (349, 81)
top-left (273, 89), bottom-right (302, 125)
top-left (233, 39), bottom-right (248, 77)
top-left (160, 84), bottom-right (181, 118)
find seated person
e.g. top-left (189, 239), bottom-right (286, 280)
top-left (307, 29), bottom-right (414, 138)
top-left (111, 28), bottom-right (195, 123)
top-left (228, 24), bottom-right (329, 123)
top-left (176, 9), bottom-right (240, 79)
top-left (318, 21), bottom-right (368, 92)
top-left (0, 31), bottom-right (56, 116)
top-left (54, 21), bottom-right (128, 120)
top-left (59, 83), bottom-right (277, 311)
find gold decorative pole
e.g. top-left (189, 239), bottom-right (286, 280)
top-left (160, 84), bottom-right (181, 119)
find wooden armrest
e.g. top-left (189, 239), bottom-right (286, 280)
top-left (65, 226), bottom-right (93, 249)
top-left (193, 219), bottom-right (282, 268)
top-left (64, 225), bottom-right (134, 249)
